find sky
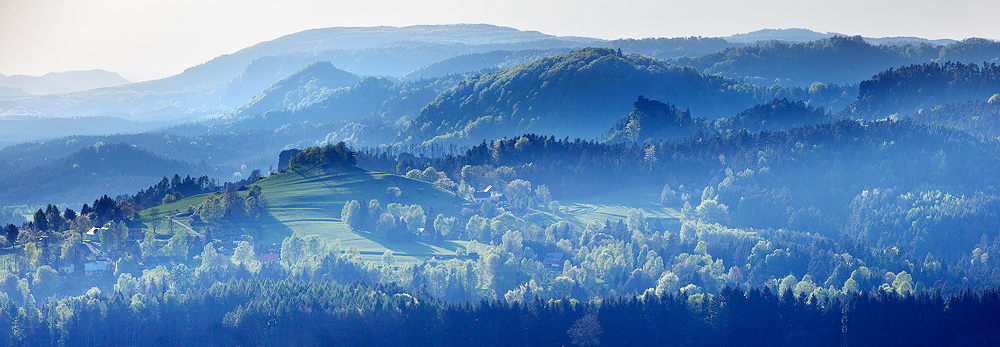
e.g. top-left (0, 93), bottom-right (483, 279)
top-left (1, 0), bottom-right (998, 82)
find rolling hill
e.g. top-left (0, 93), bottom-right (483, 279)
top-left (402, 48), bottom-right (572, 80)
top-left (142, 165), bottom-right (466, 264)
top-left (230, 61), bottom-right (361, 118)
top-left (670, 35), bottom-right (936, 87)
top-left (0, 69), bottom-right (128, 96)
top-left (669, 36), bottom-right (1000, 88)
top-left (0, 142), bottom-right (198, 206)
top-left (399, 47), bottom-right (805, 146)
top-left (844, 61), bottom-right (1000, 118)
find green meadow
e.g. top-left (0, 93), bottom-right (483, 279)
top-left (559, 185), bottom-right (682, 225)
top-left (140, 166), bottom-right (467, 264)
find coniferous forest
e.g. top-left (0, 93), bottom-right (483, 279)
top-left (3, 23), bottom-right (1000, 345)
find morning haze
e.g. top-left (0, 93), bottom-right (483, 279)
top-left (1, 1), bottom-right (1000, 345)
top-left (1, 0), bottom-right (997, 81)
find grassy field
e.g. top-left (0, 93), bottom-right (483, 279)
top-left (138, 166), bottom-right (683, 264)
top-left (140, 166), bottom-right (468, 264)
top-left (559, 185), bottom-right (682, 226)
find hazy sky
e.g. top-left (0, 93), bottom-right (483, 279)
top-left (2, 0), bottom-right (997, 82)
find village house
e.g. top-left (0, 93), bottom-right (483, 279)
top-left (58, 263), bottom-right (75, 275)
top-left (416, 227), bottom-right (434, 241)
top-left (472, 185), bottom-right (509, 206)
top-left (84, 261), bottom-right (109, 277)
top-left (127, 228), bottom-right (146, 242)
top-left (259, 253), bottom-right (280, 263)
top-left (85, 228), bottom-right (103, 242)
top-left (544, 252), bottom-right (565, 270)
top-left (258, 243), bottom-right (281, 263)
top-left (473, 185), bottom-right (494, 203)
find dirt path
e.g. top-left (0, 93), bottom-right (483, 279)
top-left (167, 213), bottom-right (203, 238)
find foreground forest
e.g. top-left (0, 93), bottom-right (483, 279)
top-left (3, 25), bottom-right (1000, 345)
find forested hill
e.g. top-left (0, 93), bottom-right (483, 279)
top-left (909, 98), bottom-right (1000, 138)
top-left (724, 98), bottom-right (833, 132)
top-left (221, 75), bottom-right (464, 136)
top-left (229, 61), bottom-right (361, 118)
top-left (670, 36), bottom-right (934, 87)
top-left (398, 48), bottom-right (819, 146)
top-left (669, 36), bottom-right (1000, 88)
top-left (604, 97), bottom-right (836, 144)
top-left (844, 62), bottom-right (1000, 119)
top-left (402, 48), bottom-right (572, 80)
top-left (605, 96), bottom-right (704, 143)
top-left (601, 37), bottom-right (738, 60)
top-left (369, 119), bottom-right (1000, 264)
top-left (0, 143), bottom-right (196, 206)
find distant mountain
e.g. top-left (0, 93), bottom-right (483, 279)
top-left (220, 40), bottom-right (596, 107)
top-left (844, 62), bottom-right (1000, 118)
top-left (0, 75), bottom-right (72, 95)
top-left (399, 48), bottom-right (813, 146)
top-left (0, 69), bottom-right (130, 95)
top-left (181, 24), bottom-right (598, 96)
top-left (0, 24), bottom-right (598, 125)
top-left (227, 74), bottom-right (465, 132)
top-left (602, 37), bottom-right (740, 60)
top-left (0, 115), bottom-right (151, 145)
top-left (403, 48), bottom-right (572, 80)
top-left (938, 38), bottom-right (1000, 64)
top-left (40, 70), bottom-right (130, 91)
top-left (724, 28), bottom-right (956, 46)
top-left (670, 36), bottom-right (1000, 88)
top-left (230, 61), bottom-right (361, 118)
top-left (867, 37), bottom-right (957, 46)
top-left (0, 143), bottom-right (197, 206)
top-left (725, 28), bottom-right (845, 43)
top-left (671, 36), bottom-right (934, 87)
top-left (0, 87), bottom-right (27, 96)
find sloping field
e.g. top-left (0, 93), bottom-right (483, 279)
top-left (141, 166), bottom-right (467, 264)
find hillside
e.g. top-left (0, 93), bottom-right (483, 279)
top-left (222, 75), bottom-right (463, 139)
top-left (845, 61), bottom-right (1000, 118)
top-left (602, 37), bottom-right (739, 60)
top-left (605, 97), bottom-right (834, 143)
top-left (40, 70), bottom-right (131, 92)
top-left (0, 142), bottom-right (197, 206)
top-left (670, 36), bottom-right (1000, 88)
top-left (230, 61), bottom-right (361, 118)
top-left (0, 69), bottom-right (127, 95)
top-left (671, 36), bottom-right (939, 87)
top-left (605, 96), bottom-right (705, 143)
top-left (0, 24), bottom-right (598, 129)
top-left (177, 23), bottom-right (596, 95)
top-left (723, 28), bottom-right (956, 46)
top-left (402, 48), bottom-right (572, 80)
top-left (399, 48), bottom-right (800, 146)
top-left (908, 98), bottom-right (1000, 138)
top-left (724, 98), bottom-right (833, 132)
top-left (0, 116), bottom-right (150, 147)
top-left (143, 165), bottom-right (465, 263)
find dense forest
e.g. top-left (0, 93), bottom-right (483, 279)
top-left (399, 48), bottom-right (853, 146)
top-left (3, 272), bottom-right (1000, 345)
top-left (0, 143), bottom-right (196, 207)
top-left (671, 36), bottom-right (1000, 87)
top-left (846, 61), bottom-right (1000, 118)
